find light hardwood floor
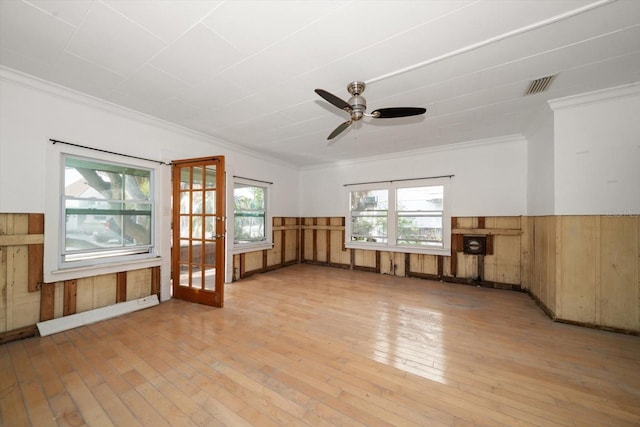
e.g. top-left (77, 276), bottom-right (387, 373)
top-left (2, 264), bottom-right (639, 426)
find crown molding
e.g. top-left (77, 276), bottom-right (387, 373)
top-left (300, 134), bottom-right (526, 171)
top-left (548, 81), bottom-right (640, 111)
top-left (0, 66), bottom-right (299, 170)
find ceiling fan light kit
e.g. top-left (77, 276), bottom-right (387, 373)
top-left (315, 81), bottom-right (427, 140)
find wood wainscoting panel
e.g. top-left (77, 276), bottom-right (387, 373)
top-left (484, 234), bottom-right (521, 285)
top-left (531, 216), bottom-right (558, 317)
top-left (126, 269), bottom-right (152, 301)
top-left (0, 214), bottom-right (41, 332)
top-left (558, 216), bottom-right (599, 324)
top-left (598, 216), bottom-right (639, 331)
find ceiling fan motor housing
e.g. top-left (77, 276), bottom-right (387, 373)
top-left (347, 81), bottom-right (367, 121)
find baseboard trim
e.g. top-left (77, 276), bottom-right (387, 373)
top-left (37, 295), bottom-right (159, 337)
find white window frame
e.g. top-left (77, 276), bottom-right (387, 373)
top-left (345, 178), bottom-right (451, 256)
top-left (44, 144), bottom-right (162, 283)
top-left (232, 177), bottom-right (272, 254)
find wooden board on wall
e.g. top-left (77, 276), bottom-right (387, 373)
top-left (532, 216), bottom-right (558, 315)
top-left (558, 216), bottom-right (598, 324)
top-left (353, 249), bottom-right (376, 269)
top-left (409, 254), bottom-right (439, 277)
top-left (315, 218), bottom-right (328, 263)
top-left (598, 216), bottom-right (639, 330)
top-left (0, 214), bottom-right (41, 332)
top-left (126, 269), bottom-right (152, 301)
top-left (243, 251), bottom-right (264, 272)
top-left (484, 235), bottom-right (521, 285)
top-left (267, 229), bottom-right (282, 266)
top-left (76, 274), bottom-right (117, 313)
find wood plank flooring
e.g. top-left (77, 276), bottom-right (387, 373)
top-left (2, 264), bottom-right (639, 426)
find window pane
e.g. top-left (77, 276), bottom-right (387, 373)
top-left (351, 189), bottom-right (388, 211)
top-left (234, 213), bottom-right (265, 243)
top-left (124, 174), bottom-right (150, 201)
top-left (397, 214), bottom-right (443, 246)
top-left (397, 186), bottom-right (443, 211)
top-left (351, 214), bottom-right (387, 243)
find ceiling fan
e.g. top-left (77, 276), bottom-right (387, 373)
top-left (314, 81), bottom-right (426, 140)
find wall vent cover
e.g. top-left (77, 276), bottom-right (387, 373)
top-left (525, 75), bottom-right (556, 95)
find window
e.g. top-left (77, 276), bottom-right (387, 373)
top-left (233, 179), bottom-right (271, 252)
top-left (62, 155), bottom-right (154, 265)
top-left (346, 178), bottom-right (451, 255)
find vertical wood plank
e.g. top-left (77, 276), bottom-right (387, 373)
top-left (405, 253), bottom-right (411, 277)
top-left (281, 228), bottom-right (286, 265)
top-left (28, 213), bottom-right (44, 293)
top-left (151, 266), bottom-right (160, 298)
top-left (296, 217), bottom-right (301, 263)
top-left (116, 272), bottom-right (127, 303)
top-left (63, 280), bottom-right (77, 316)
top-left (40, 283), bottom-right (55, 321)
top-left (239, 253), bottom-right (246, 279)
top-left (312, 218), bottom-right (318, 263)
top-left (326, 229), bottom-right (331, 264)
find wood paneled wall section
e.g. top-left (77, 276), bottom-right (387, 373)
top-left (555, 216), bottom-right (639, 332)
top-left (0, 213), bottom-right (160, 343)
top-left (523, 215), bottom-right (640, 333)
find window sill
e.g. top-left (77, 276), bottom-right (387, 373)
top-left (345, 242), bottom-right (451, 257)
top-left (47, 256), bottom-right (162, 282)
top-left (233, 242), bottom-right (274, 255)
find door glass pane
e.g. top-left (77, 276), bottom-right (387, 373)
top-left (178, 262), bottom-right (189, 287)
top-left (179, 240), bottom-right (190, 263)
top-left (205, 165), bottom-right (216, 188)
top-left (192, 216), bottom-right (202, 239)
top-left (192, 167), bottom-right (203, 189)
top-left (192, 191), bottom-right (202, 214)
top-left (179, 217), bottom-right (190, 238)
top-left (203, 241), bottom-right (215, 266)
top-left (180, 168), bottom-right (191, 190)
top-left (179, 192), bottom-right (190, 214)
top-left (205, 190), bottom-right (216, 214)
top-left (203, 265), bottom-right (216, 291)
top-left (205, 216), bottom-right (215, 240)
top-left (191, 265), bottom-right (202, 289)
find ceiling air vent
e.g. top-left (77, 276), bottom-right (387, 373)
top-left (525, 75), bottom-right (556, 95)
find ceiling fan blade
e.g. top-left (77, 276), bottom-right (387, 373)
top-left (315, 89), bottom-right (352, 112)
top-left (327, 121), bottom-right (352, 140)
top-left (371, 107), bottom-right (426, 118)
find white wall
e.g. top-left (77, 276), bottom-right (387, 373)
top-left (550, 83), bottom-right (640, 216)
top-left (0, 68), bottom-right (299, 297)
top-left (299, 135), bottom-right (528, 218)
top-left (525, 106), bottom-right (555, 216)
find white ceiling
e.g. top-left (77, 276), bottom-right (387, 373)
top-left (1, 0), bottom-right (639, 167)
